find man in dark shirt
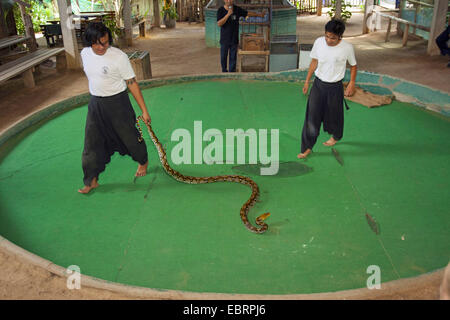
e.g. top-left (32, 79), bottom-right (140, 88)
top-left (217, 0), bottom-right (264, 72)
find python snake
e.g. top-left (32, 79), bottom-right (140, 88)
top-left (137, 116), bottom-right (270, 234)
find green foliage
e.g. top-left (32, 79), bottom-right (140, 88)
top-left (102, 14), bottom-right (121, 39)
top-left (13, 0), bottom-right (53, 34)
top-left (161, 4), bottom-right (178, 20)
top-left (327, 0), bottom-right (352, 22)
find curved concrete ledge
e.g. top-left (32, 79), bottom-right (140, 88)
top-left (0, 70), bottom-right (448, 299)
top-left (0, 235), bottom-right (444, 299)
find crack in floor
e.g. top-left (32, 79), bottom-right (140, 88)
top-left (336, 148), bottom-right (401, 279)
top-left (0, 148), bottom-right (79, 180)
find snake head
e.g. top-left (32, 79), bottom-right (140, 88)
top-left (257, 212), bottom-right (271, 221)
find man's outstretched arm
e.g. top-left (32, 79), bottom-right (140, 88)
top-left (126, 77), bottom-right (151, 124)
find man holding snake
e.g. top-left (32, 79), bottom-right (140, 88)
top-left (78, 22), bottom-right (151, 194)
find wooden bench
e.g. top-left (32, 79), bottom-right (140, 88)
top-left (40, 24), bottom-right (63, 48)
top-left (371, 11), bottom-right (431, 47)
top-left (0, 48), bottom-right (66, 88)
top-left (0, 35), bottom-right (32, 65)
top-left (0, 35), bottom-right (31, 50)
top-left (131, 19), bottom-right (146, 38)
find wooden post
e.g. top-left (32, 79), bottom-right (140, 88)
top-left (427, 0), bottom-right (448, 56)
top-left (139, 22), bottom-right (145, 37)
top-left (56, 52), bottom-right (67, 72)
top-left (402, 23), bottom-right (409, 47)
top-left (153, 0), bottom-right (161, 27)
top-left (413, 5), bottom-right (419, 35)
top-left (265, 54), bottom-right (269, 72)
top-left (22, 68), bottom-right (35, 88)
top-left (18, 4), bottom-right (38, 52)
top-left (397, 0), bottom-right (405, 36)
top-left (0, 3), bottom-right (7, 38)
top-left (317, 0), bottom-right (322, 16)
top-left (123, 0), bottom-right (132, 46)
top-left (177, 0), bottom-right (181, 21)
top-left (369, 10), bottom-right (377, 32)
top-left (56, 0), bottom-right (81, 69)
top-left (362, 0), bottom-right (374, 34)
top-left (385, 18), bottom-right (392, 42)
top-left (200, 0), bottom-right (204, 22)
top-left (180, 0), bottom-right (184, 21)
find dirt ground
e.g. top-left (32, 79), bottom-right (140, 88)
top-left (0, 12), bottom-right (449, 299)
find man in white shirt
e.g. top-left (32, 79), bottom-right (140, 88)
top-left (78, 22), bottom-right (151, 193)
top-left (297, 19), bottom-right (357, 159)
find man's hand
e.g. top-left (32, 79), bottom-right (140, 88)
top-left (302, 81), bottom-right (309, 95)
top-left (344, 81), bottom-right (356, 97)
top-left (345, 65), bottom-right (357, 97)
top-left (218, 6), bottom-right (233, 27)
top-left (126, 77), bottom-right (151, 125)
top-left (303, 59), bottom-right (317, 96)
top-left (141, 110), bottom-right (151, 125)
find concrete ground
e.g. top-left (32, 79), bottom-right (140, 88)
top-left (0, 12), bottom-right (448, 299)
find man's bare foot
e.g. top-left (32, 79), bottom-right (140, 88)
top-left (297, 149), bottom-right (311, 159)
top-left (136, 161), bottom-right (148, 177)
top-left (323, 137), bottom-right (337, 147)
top-left (78, 177), bottom-right (99, 194)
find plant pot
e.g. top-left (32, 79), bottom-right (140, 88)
top-left (164, 17), bottom-right (176, 29)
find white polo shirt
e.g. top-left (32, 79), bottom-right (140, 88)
top-left (310, 36), bottom-right (357, 83)
top-left (81, 46), bottom-right (136, 97)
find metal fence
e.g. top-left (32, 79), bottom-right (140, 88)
top-left (293, 0), bottom-right (317, 13)
top-left (342, 0), bottom-right (366, 6)
top-left (294, 0), bottom-right (365, 14)
top-left (322, 0), bottom-right (365, 6)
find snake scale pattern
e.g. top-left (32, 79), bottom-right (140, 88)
top-left (137, 116), bottom-right (270, 234)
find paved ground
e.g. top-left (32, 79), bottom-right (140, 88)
top-left (0, 12), bottom-right (448, 299)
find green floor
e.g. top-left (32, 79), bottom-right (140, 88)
top-left (0, 80), bottom-right (449, 294)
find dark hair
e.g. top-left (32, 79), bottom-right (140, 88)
top-left (325, 19), bottom-right (346, 38)
top-left (83, 22), bottom-right (113, 47)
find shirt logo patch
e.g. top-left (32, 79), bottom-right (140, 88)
top-left (102, 66), bottom-right (109, 74)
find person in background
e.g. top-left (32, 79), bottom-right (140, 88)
top-left (435, 25), bottom-right (450, 68)
top-left (217, 0), bottom-right (265, 72)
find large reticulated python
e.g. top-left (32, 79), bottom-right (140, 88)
top-left (137, 116), bottom-right (270, 234)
